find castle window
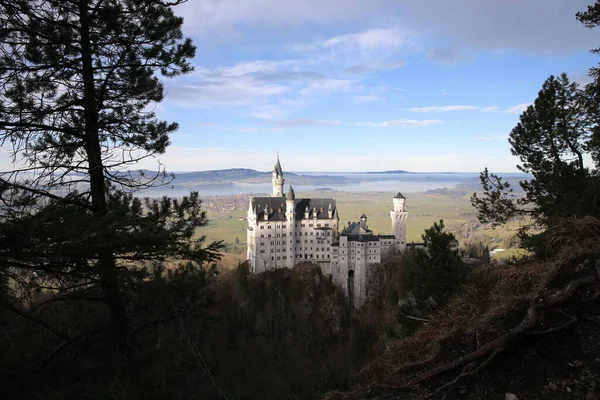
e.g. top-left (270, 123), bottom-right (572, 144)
top-left (310, 232), bottom-right (313, 235)
top-left (268, 234), bottom-right (271, 238)
top-left (277, 256), bottom-right (281, 260)
top-left (268, 225), bottom-right (272, 229)
top-left (260, 234), bottom-right (264, 238)
top-left (296, 239), bottom-right (300, 244)
top-left (277, 225), bottom-right (280, 228)
top-left (260, 250), bottom-right (265, 253)
top-left (309, 224), bottom-right (313, 227)
top-left (316, 255), bottom-right (319, 259)
top-left (317, 223), bottom-right (321, 227)
top-left (283, 256), bottom-right (287, 260)
top-left (301, 223), bottom-right (305, 227)
top-left (272, 256), bottom-right (274, 260)
top-left (260, 226), bottom-right (264, 229)
top-left (325, 223), bottom-right (330, 227)
top-left (327, 255), bottom-right (330, 259)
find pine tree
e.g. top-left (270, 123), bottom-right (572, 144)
top-left (0, 0), bottom-right (222, 356)
top-left (471, 74), bottom-right (599, 250)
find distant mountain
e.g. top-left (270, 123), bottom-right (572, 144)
top-left (360, 170), bottom-right (411, 174)
top-left (165, 168), bottom-right (360, 186)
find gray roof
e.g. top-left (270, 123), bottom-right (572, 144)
top-left (394, 192), bottom-right (405, 199)
top-left (341, 221), bottom-right (372, 235)
top-left (273, 156), bottom-right (283, 176)
top-left (250, 196), bottom-right (338, 222)
top-left (360, 213), bottom-right (367, 219)
top-left (287, 184), bottom-right (295, 199)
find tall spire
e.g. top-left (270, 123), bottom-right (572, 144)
top-left (274, 154), bottom-right (283, 177)
top-left (271, 154), bottom-right (285, 196)
top-left (287, 184), bottom-right (295, 200)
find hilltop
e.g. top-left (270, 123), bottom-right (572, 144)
top-left (167, 168), bottom-right (360, 185)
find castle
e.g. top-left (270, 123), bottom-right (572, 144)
top-left (246, 156), bottom-right (408, 307)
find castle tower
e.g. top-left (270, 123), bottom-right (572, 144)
top-left (272, 155), bottom-right (284, 196)
top-left (359, 214), bottom-right (367, 231)
top-left (285, 185), bottom-right (296, 268)
top-left (390, 192), bottom-right (408, 251)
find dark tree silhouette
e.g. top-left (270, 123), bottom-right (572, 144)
top-left (0, 0), bottom-right (222, 357)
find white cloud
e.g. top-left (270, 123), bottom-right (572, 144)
top-left (506, 103), bottom-right (531, 115)
top-left (353, 95), bottom-right (381, 103)
top-left (410, 105), bottom-right (482, 112)
top-left (323, 27), bottom-right (406, 51)
top-left (178, 1), bottom-right (598, 55)
top-left (474, 135), bottom-right (509, 141)
top-left (166, 80), bottom-right (288, 108)
top-left (261, 119), bottom-right (343, 126)
top-left (409, 105), bottom-right (509, 113)
top-left (356, 119), bottom-right (443, 128)
top-left (299, 79), bottom-right (358, 96)
top-left (343, 61), bottom-right (405, 74)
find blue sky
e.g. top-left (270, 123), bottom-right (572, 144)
top-left (145, 0), bottom-right (598, 173)
top-left (2, 0), bottom-right (599, 173)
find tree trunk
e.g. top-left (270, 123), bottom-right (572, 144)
top-left (78, 0), bottom-right (130, 358)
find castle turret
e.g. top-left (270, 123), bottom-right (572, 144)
top-left (360, 214), bottom-right (367, 230)
top-left (285, 185), bottom-right (296, 268)
top-left (272, 155), bottom-right (284, 196)
top-left (390, 192), bottom-right (408, 250)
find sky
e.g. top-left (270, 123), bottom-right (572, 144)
top-left (3, 0), bottom-right (600, 173)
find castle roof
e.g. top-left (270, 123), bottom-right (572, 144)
top-left (394, 192), bottom-right (405, 199)
top-left (342, 221), bottom-right (372, 235)
top-left (360, 213), bottom-right (367, 219)
top-left (250, 196), bottom-right (338, 222)
top-left (286, 184), bottom-right (295, 200)
top-left (273, 155), bottom-right (283, 177)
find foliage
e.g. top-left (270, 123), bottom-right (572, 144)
top-left (0, 0), bottom-right (221, 359)
top-left (0, 262), bottom-right (382, 400)
top-left (471, 73), bottom-right (600, 253)
top-left (397, 220), bottom-right (466, 302)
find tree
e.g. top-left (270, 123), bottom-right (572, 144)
top-left (471, 73), bottom-right (600, 251)
top-left (398, 220), bottom-right (465, 302)
top-left (0, 0), bottom-right (222, 356)
top-left (578, 1), bottom-right (600, 166)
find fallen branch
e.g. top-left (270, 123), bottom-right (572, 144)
top-left (404, 274), bottom-right (598, 394)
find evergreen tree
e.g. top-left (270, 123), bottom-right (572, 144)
top-left (0, 0), bottom-right (222, 356)
top-left (471, 74), bottom-right (599, 250)
top-left (399, 220), bottom-right (465, 302)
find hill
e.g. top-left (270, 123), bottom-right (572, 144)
top-left (169, 168), bottom-right (361, 185)
top-left (324, 217), bottom-right (600, 400)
